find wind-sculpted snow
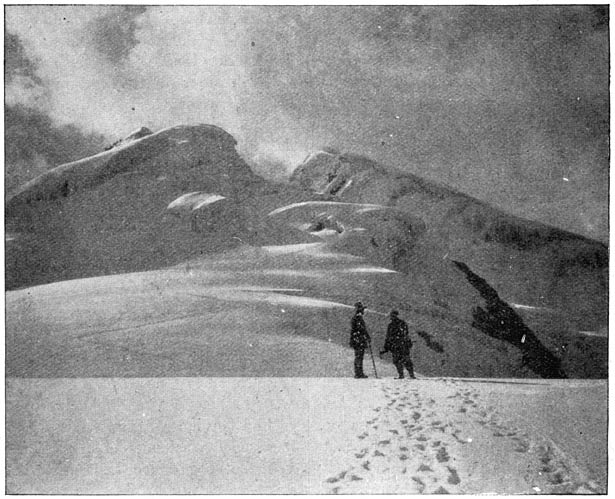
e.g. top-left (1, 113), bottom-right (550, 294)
top-left (167, 192), bottom-right (226, 212)
top-left (268, 199), bottom-right (426, 273)
top-left (268, 200), bottom-right (386, 217)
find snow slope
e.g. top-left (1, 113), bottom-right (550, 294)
top-left (6, 377), bottom-right (605, 494)
top-left (291, 151), bottom-right (608, 331)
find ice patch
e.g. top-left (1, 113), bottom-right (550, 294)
top-left (510, 303), bottom-right (549, 311)
top-left (261, 243), bottom-right (327, 255)
top-left (335, 179), bottom-right (353, 196)
top-left (578, 330), bottom-right (608, 338)
top-left (226, 286), bottom-right (304, 293)
top-left (268, 201), bottom-right (385, 216)
top-left (192, 196), bottom-right (226, 211)
top-left (167, 192), bottom-right (226, 212)
top-left (356, 206), bottom-right (385, 214)
top-left (260, 269), bottom-right (328, 278)
top-left (190, 285), bottom-right (352, 310)
top-left (301, 150), bottom-right (335, 165)
top-left (345, 267), bottom-right (397, 274)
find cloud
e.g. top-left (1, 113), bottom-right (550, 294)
top-left (4, 5), bottom-right (609, 240)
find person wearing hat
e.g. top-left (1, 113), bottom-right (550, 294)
top-left (380, 310), bottom-right (415, 379)
top-left (349, 301), bottom-right (371, 378)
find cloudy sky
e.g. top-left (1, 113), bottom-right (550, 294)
top-left (5, 5), bottom-right (609, 241)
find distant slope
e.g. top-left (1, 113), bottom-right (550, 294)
top-left (5, 124), bottom-right (309, 289)
top-left (290, 151), bottom-right (608, 331)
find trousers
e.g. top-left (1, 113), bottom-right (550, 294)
top-left (353, 347), bottom-right (366, 377)
top-left (392, 352), bottom-right (414, 378)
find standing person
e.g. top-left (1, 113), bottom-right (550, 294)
top-left (349, 301), bottom-right (371, 378)
top-left (380, 310), bottom-right (416, 379)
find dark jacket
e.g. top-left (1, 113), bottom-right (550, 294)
top-left (382, 317), bottom-right (412, 355)
top-left (349, 312), bottom-right (371, 349)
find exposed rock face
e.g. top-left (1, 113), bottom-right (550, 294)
top-left (104, 126), bottom-right (154, 151)
top-left (453, 260), bottom-right (568, 379)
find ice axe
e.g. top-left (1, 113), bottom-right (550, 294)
top-left (368, 340), bottom-right (378, 379)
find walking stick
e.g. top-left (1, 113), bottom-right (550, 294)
top-left (368, 341), bottom-right (378, 379)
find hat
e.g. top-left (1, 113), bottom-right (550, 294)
top-left (390, 309), bottom-right (399, 318)
top-left (354, 301), bottom-right (365, 310)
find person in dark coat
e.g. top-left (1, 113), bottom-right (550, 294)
top-left (349, 301), bottom-right (371, 378)
top-left (380, 310), bottom-right (415, 379)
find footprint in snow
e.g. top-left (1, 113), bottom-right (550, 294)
top-left (436, 447), bottom-right (450, 463)
top-left (362, 461), bottom-right (370, 471)
top-left (451, 431), bottom-right (469, 444)
top-left (349, 474), bottom-right (363, 481)
top-left (414, 444), bottom-right (426, 451)
top-left (378, 439), bottom-right (391, 446)
top-left (447, 466), bottom-right (461, 485)
top-left (374, 449), bottom-right (385, 457)
top-left (326, 470), bottom-right (347, 483)
top-left (513, 438), bottom-right (530, 453)
top-left (418, 463), bottom-right (433, 472)
top-left (412, 476), bottom-right (426, 493)
top-left (433, 486), bottom-right (450, 494)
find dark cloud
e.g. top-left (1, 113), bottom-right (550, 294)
top-left (5, 104), bottom-right (108, 196)
top-left (4, 33), bottom-right (108, 195)
top-left (243, 6), bottom-right (608, 239)
top-left (87, 6), bottom-right (147, 63)
top-left (4, 32), bottom-right (40, 85)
